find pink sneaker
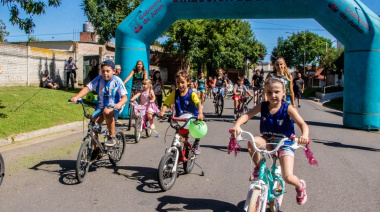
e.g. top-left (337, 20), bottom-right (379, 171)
top-left (296, 180), bottom-right (307, 205)
top-left (249, 167), bottom-right (260, 181)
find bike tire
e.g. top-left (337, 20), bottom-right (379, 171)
top-left (0, 153), bottom-right (4, 186)
top-left (217, 95), bottom-right (224, 116)
top-left (157, 152), bottom-right (177, 191)
top-left (109, 132), bottom-right (126, 166)
top-left (134, 118), bottom-right (142, 143)
top-left (76, 138), bottom-right (92, 183)
top-left (128, 106), bottom-right (134, 131)
top-left (183, 147), bottom-right (195, 174)
top-left (214, 99), bottom-right (218, 114)
top-left (70, 74), bottom-right (74, 91)
top-left (248, 188), bottom-right (263, 212)
top-left (145, 121), bottom-right (152, 137)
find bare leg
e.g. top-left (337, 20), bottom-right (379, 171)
top-left (147, 112), bottom-right (154, 125)
top-left (247, 136), bottom-right (273, 166)
top-left (103, 108), bottom-right (115, 137)
top-left (279, 155), bottom-right (302, 188)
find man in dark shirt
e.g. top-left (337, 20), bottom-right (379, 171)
top-left (251, 70), bottom-right (264, 105)
top-left (293, 72), bottom-right (304, 108)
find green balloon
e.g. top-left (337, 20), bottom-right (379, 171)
top-left (189, 120), bottom-right (208, 139)
top-left (86, 93), bottom-right (95, 102)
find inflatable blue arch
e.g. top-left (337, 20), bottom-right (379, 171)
top-left (116, 0), bottom-right (380, 130)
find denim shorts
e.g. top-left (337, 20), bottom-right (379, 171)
top-left (92, 106), bottom-right (124, 121)
top-left (270, 137), bottom-right (295, 158)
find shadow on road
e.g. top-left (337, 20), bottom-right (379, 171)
top-left (313, 139), bottom-right (380, 152)
top-left (201, 144), bottom-right (248, 154)
top-left (30, 158), bottom-right (117, 185)
top-left (108, 165), bottom-right (162, 193)
top-left (156, 195), bottom-right (245, 211)
top-left (306, 121), bottom-right (343, 129)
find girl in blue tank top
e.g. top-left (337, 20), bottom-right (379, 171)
top-left (230, 78), bottom-right (310, 206)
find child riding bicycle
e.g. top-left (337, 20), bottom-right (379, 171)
top-left (230, 77), bottom-right (310, 206)
top-left (233, 77), bottom-right (253, 115)
top-left (70, 60), bottom-right (128, 147)
top-left (159, 70), bottom-right (204, 154)
top-left (129, 79), bottom-right (160, 130)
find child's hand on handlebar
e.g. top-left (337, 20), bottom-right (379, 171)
top-left (114, 103), bottom-right (123, 110)
top-left (70, 97), bottom-right (78, 103)
top-left (197, 113), bottom-right (204, 121)
top-left (298, 135), bottom-right (309, 145)
top-left (158, 111), bottom-right (165, 117)
top-left (229, 126), bottom-right (242, 138)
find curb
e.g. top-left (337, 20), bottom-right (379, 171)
top-left (0, 121), bottom-right (85, 147)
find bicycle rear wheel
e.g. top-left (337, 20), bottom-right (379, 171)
top-left (109, 132), bottom-right (126, 166)
top-left (248, 188), bottom-right (263, 212)
top-left (76, 138), bottom-right (92, 183)
top-left (0, 153), bottom-right (4, 186)
top-left (183, 147), bottom-right (195, 174)
top-left (145, 120), bottom-right (152, 137)
top-left (269, 179), bottom-right (284, 212)
top-left (157, 152), bottom-right (177, 191)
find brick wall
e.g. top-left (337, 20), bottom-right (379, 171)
top-left (0, 43), bottom-right (72, 87)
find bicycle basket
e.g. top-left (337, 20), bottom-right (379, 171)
top-left (134, 105), bottom-right (146, 116)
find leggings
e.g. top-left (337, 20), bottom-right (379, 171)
top-left (66, 69), bottom-right (77, 86)
top-left (156, 94), bottom-right (163, 109)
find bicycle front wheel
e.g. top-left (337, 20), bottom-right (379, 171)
top-left (109, 132), bottom-right (126, 166)
top-left (135, 118), bottom-right (142, 143)
top-left (157, 152), bottom-right (177, 191)
top-left (217, 95), bottom-right (224, 116)
top-left (0, 153), bottom-right (4, 186)
top-left (248, 188), bottom-right (263, 212)
top-left (76, 138), bottom-right (92, 183)
top-left (269, 179), bottom-right (284, 212)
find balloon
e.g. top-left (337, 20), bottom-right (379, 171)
top-left (189, 120), bottom-right (208, 139)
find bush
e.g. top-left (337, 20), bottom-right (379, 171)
top-left (302, 88), bottom-right (321, 98)
top-left (324, 86), bottom-right (343, 93)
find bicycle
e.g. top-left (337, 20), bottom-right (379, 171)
top-left (254, 84), bottom-right (264, 106)
top-left (234, 95), bottom-right (253, 121)
top-left (206, 87), bottom-right (213, 99)
top-left (127, 86), bottom-right (142, 131)
top-left (69, 99), bottom-right (126, 183)
top-left (0, 152), bottom-right (4, 186)
top-left (65, 69), bottom-right (77, 91)
top-left (213, 87), bottom-right (225, 116)
top-left (230, 131), bottom-right (317, 212)
top-left (130, 101), bottom-right (152, 143)
top-left (157, 114), bottom-right (204, 191)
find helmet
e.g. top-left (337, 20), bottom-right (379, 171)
top-left (189, 120), bottom-right (208, 139)
top-left (179, 113), bottom-right (193, 129)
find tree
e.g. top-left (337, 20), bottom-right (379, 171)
top-left (163, 19), bottom-right (266, 76)
top-left (81, 0), bottom-right (141, 44)
top-left (1, 0), bottom-right (61, 34)
top-left (0, 19), bottom-right (9, 42)
top-left (271, 31), bottom-right (331, 71)
top-left (27, 35), bottom-right (42, 42)
top-left (320, 47), bottom-right (344, 75)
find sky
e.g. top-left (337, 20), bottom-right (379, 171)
top-left (1, 0), bottom-right (379, 62)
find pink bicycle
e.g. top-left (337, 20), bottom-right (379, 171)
top-left (130, 102), bottom-right (153, 143)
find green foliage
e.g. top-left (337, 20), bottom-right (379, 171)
top-left (0, 86), bottom-right (93, 139)
top-left (0, 19), bottom-right (9, 42)
top-left (27, 35), bottom-right (42, 42)
top-left (163, 19), bottom-right (266, 76)
top-left (302, 87), bottom-right (321, 98)
top-left (323, 97), bottom-right (343, 111)
top-left (1, 0), bottom-right (61, 34)
top-left (320, 47), bottom-right (344, 75)
top-left (81, 0), bottom-right (141, 44)
top-left (271, 31), bottom-right (331, 69)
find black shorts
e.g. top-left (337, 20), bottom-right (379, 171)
top-left (294, 90), bottom-right (302, 98)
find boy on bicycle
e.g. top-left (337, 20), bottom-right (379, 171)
top-left (233, 77), bottom-right (253, 115)
top-left (70, 60), bottom-right (128, 147)
top-left (158, 70), bottom-right (204, 154)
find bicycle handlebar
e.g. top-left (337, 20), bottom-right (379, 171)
top-left (235, 130), bottom-right (307, 155)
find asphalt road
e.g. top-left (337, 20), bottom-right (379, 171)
top-left (0, 97), bottom-right (379, 212)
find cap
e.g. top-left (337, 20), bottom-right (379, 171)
top-left (101, 60), bottom-right (115, 69)
top-left (154, 69), bottom-right (160, 74)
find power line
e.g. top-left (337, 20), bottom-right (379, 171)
top-left (7, 32), bottom-right (74, 38)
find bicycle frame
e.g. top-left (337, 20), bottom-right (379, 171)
top-left (165, 117), bottom-right (196, 174)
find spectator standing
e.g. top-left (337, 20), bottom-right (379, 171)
top-left (293, 72), bottom-right (304, 108)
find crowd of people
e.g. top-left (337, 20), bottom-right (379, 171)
top-left (68, 56), bottom-right (310, 206)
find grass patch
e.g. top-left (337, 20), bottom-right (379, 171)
top-left (323, 97), bottom-right (343, 111)
top-left (0, 86), bottom-right (94, 139)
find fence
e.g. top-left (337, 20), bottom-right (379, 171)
top-left (0, 42), bottom-right (73, 87)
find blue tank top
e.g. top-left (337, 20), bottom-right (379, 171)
top-left (260, 101), bottom-right (294, 140)
top-left (174, 89), bottom-right (199, 117)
